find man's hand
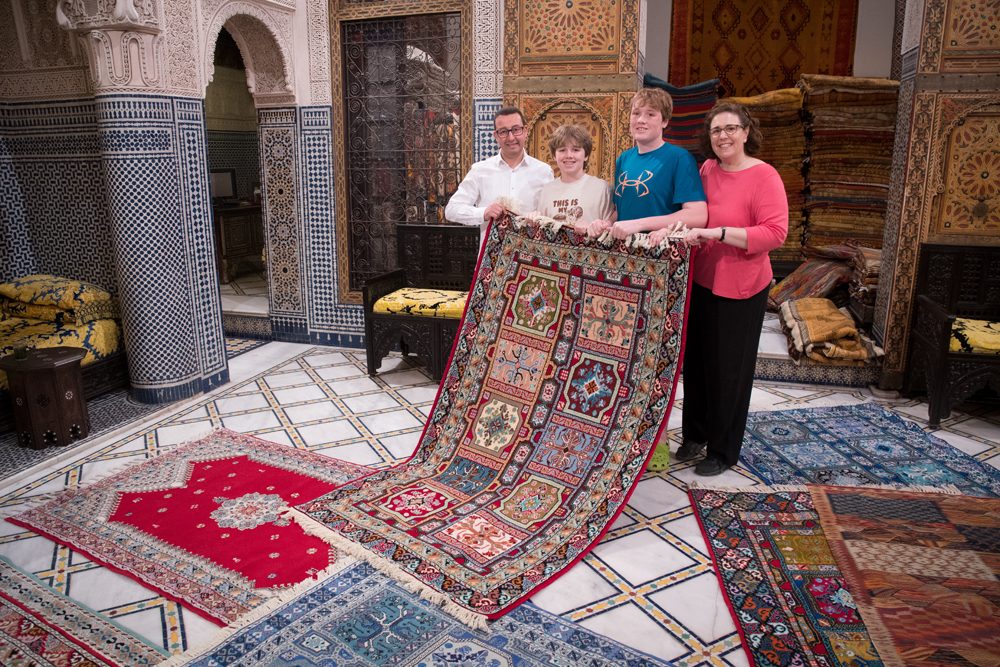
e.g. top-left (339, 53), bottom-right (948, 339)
top-left (484, 201), bottom-right (506, 222)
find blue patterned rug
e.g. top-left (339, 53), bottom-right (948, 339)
top-left (179, 561), bottom-right (672, 666)
top-left (742, 403), bottom-right (1000, 496)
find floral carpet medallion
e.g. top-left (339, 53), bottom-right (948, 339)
top-left (812, 485), bottom-right (1000, 666)
top-left (0, 556), bottom-right (165, 667)
top-left (9, 429), bottom-right (370, 624)
top-left (295, 215), bottom-right (691, 624)
top-left (741, 403), bottom-right (1000, 496)
top-left (690, 487), bottom-right (882, 667)
top-left (176, 561), bottom-right (673, 667)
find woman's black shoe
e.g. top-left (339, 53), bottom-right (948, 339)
top-left (694, 458), bottom-right (729, 476)
top-left (675, 440), bottom-right (707, 461)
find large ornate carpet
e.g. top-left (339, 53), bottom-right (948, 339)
top-left (8, 430), bottom-right (370, 624)
top-left (294, 215), bottom-right (691, 625)
top-left (668, 0), bottom-right (858, 96)
top-left (690, 486), bottom-right (881, 667)
top-left (812, 485), bottom-right (1000, 666)
top-left (741, 403), bottom-right (1000, 497)
top-left (0, 555), bottom-right (164, 666)
top-left (169, 561), bottom-right (673, 667)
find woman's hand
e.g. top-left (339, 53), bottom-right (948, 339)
top-left (684, 227), bottom-right (717, 246)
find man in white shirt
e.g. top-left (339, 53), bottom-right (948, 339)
top-left (445, 107), bottom-right (553, 247)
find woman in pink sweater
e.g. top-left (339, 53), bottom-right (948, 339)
top-left (670, 102), bottom-right (788, 476)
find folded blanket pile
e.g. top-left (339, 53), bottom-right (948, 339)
top-left (798, 75), bottom-right (899, 249)
top-left (779, 297), bottom-right (883, 366)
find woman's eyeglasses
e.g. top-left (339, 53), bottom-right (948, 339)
top-left (495, 126), bottom-right (526, 139)
top-left (709, 124), bottom-right (745, 137)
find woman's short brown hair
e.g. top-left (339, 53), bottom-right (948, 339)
top-left (699, 101), bottom-right (764, 159)
top-left (548, 124), bottom-right (594, 159)
top-left (630, 88), bottom-right (674, 121)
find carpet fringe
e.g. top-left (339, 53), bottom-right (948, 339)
top-left (502, 203), bottom-right (685, 251)
top-left (687, 482), bottom-right (964, 496)
top-left (810, 482), bottom-right (964, 495)
top-left (687, 482), bottom-right (809, 492)
top-left (286, 508), bottom-right (492, 631)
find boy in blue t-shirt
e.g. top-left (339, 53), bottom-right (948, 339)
top-left (587, 88), bottom-right (707, 243)
top-left (585, 88), bottom-right (708, 472)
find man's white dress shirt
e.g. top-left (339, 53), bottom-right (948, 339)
top-left (445, 152), bottom-right (553, 247)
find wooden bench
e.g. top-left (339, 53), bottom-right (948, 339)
top-left (363, 224), bottom-right (480, 382)
top-left (904, 243), bottom-right (1000, 425)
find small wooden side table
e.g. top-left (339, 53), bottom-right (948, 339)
top-left (0, 347), bottom-right (90, 449)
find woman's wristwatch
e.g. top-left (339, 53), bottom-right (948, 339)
top-left (719, 227), bottom-right (727, 242)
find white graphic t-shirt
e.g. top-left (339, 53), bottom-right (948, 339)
top-left (536, 174), bottom-right (615, 224)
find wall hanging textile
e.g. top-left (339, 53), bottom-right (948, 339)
top-left (690, 486), bottom-right (881, 666)
top-left (668, 0), bottom-right (859, 97)
top-left (293, 214), bottom-right (691, 627)
top-left (0, 556), bottom-right (165, 667)
top-left (740, 403), bottom-right (1000, 496)
top-left (167, 561), bottom-right (673, 667)
top-left (812, 485), bottom-right (1000, 666)
top-left (8, 429), bottom-right (370, 625)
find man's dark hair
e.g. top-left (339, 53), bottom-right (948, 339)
top-left (494, 106), bottom-right (526, 127)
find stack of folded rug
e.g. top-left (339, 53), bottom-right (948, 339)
top-left (848, 245), bottom-right (881, 324)
top-left (798, 75), bottom-right (899, 249)
top-left (779, 296), bottom-right (883, 366)
top-left (724, 88), bottom-right (807, 263)
top-left (767, 244), bottom-right (854, 311)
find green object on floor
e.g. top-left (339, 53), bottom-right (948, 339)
top-left (647, 442), bottom-right (670, 472)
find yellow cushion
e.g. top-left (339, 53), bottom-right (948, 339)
top-left (0, 274), bottom-right (113, 310)
top-left (373, 288), bottom-right (467, 319)
top-left (0, 318), bottom-right (123, 391)
top-left (950, 318), bottom-right (1000, 355)
top-left (1, 298), bottom-right (117, 326)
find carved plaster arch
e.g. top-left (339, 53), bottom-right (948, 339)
top-left (204, 2), bottom-right (294, 105)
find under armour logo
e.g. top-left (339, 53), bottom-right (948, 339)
top-left (616, 170), bottom-right (653, 197)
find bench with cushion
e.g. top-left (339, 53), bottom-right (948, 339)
top-left (363, 224), bottom-right (480, 382)
top-left (0, 274), bottom-right (128, 432)
top-left (904, 244), bottom-right (1000, 425)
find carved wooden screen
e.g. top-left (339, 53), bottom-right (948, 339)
top-left (341, 13), bottom-right (462, 292)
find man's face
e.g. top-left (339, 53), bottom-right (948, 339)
top-left (494, 113), bottom-right (526, 161)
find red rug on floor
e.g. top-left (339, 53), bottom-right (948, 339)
top-left (293, 214), bottom-right (691, 627)
top-left (8, 430), bottom-right (370, 625)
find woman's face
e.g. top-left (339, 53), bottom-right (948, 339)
top-left (709, 111), bottom-right (748, 162)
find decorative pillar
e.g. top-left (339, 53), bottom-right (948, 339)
top-left (876, 0), bottom-right (1000, 389)
top-left (502, 0), bottom-right (644, 181)
top-left (58, 1), bottom-right (228, 402)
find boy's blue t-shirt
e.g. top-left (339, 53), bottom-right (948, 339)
top-left (613, 142), bottom-right (705, 220)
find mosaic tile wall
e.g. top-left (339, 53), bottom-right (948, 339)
top-left (96, 95), bottom-right (227, 403)
top-left (0, 100), bottom-right (116, 290)
top-left (206, 130), bottom-right (260, 200)
top-left (0, 136), bottom-right (34, 282)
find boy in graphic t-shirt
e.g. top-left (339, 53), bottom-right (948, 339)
top-left (584, 88), bottom-right (708, 244)
top-left (583, 88), bottom-right (709, 472)
top-left (532, 124), bottom-right (615, 229)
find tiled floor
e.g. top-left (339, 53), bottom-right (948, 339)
top-left (1, 342), bottom-right (998, 664)
top-left (219, 270), bottom-right (268, 314)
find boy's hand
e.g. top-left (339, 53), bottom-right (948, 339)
top-left (575, 219), bottom-right (612, 238)
top-left (648, 228), bottom-right (670, 244)
top-left (610, 219), bottom-right (642, 240)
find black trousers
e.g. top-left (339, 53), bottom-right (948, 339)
top-left (682, 282), bottom-right (768, 466)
